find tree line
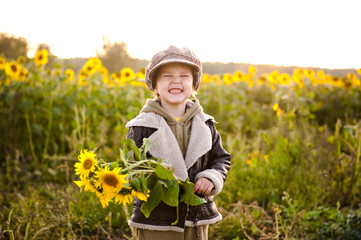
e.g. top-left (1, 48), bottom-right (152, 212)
top-left (0, 33), bottom-right (356, 76)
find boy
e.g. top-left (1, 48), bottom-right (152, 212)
top-left (126, 45), bottom-right (231, 240)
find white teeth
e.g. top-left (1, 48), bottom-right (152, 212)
top-left (169, 89), bottom-right (182, 94)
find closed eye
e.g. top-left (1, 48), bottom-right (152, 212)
top-left (181, 74), bottom-right (191, 78)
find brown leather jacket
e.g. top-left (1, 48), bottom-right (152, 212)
top-left (126, 116), bottom-right (231, 232)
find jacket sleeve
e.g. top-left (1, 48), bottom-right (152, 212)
top-left (194, 120), bottom-right (231, 196)
top-left (126, 126), bottom-right (145, 148)
top-left (126, 126), bottom-right (158, 149)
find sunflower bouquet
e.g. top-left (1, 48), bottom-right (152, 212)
top-left (74, 138), bottom-right (206, 223)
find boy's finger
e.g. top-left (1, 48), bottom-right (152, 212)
top-left (193, 182), bottom-right (200, 192)
top-left (196, 185), bottom-right (204, 194)
top-left (205, 186), bottom-right (213, 195)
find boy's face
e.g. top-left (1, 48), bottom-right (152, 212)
top-left (154, 63), bottom-right (194, 107)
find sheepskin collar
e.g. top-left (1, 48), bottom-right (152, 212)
top-left (126, 111), bottom-right (213, 180)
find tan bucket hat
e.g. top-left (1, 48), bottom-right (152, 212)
top-left (145, 45), bottom-right (203, 91)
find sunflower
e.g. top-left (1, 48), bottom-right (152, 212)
top-left (17, 56), bottom-right (26, 65)
top-left (222, 73), bottom-right (233, 85)
top-left (131, 190), bottom-right (150, 202)
top-left (102, 76), bottom-right (114, 87)
top-left (209, 75), bottom-right (219, 85)
top-left (357, 68), bottom-right (361, 76)
top-left (272, 103), bottom-right (283, 117)
top-left (258, 75), bottom-right (267, 84)
top-left (114, 192), bottom-right (133, 206)
top-left (0, 56), bottom-right (6, 70)
top-left (35, 49), bottom-right (49, 66)
top-left (268, 70), bottom-right (279, 84)
top-left (232, 71), bottom-right (244, 82)
top-left (303, 69), bottom-right (315, 78)
top-left (99, 66), bottom-right (111, 86)
top-left (98, 66), bottom-right (108, 77)
top-left (74, 177), bottom-right (97, 193)
top-left (94, 167), bottom-right (128, 194)
top-left (132, 71), bottom-right (146, 87)
top-left (293, 76), bottom-right (304, 89)
top-left (136, 71), bottom-right (145, 80)
top-left (82, 57), bottom-right (101, 75)
top-left (96, 192), bottom-right (115, 208)
top-left (88, 57), bottom-right (102, 69)
top-left (248, 65), bottom-right (256, 75)
top-left (18, 68), bottom-right (28, 81)
top-left (74, 149), bottom-right (97, 177)
top-left (129, 79), bottom-right (147, 87)
top-left (273, 103), bottom-right (280, 111)
top-left (78, 70), bottom-right (88, 86)
top-left (278, 73), bottom-right (291, 85)
top-left (111, 72), bottom-right (125, 86)
top-left (111, 72), bottom-right (121, 80)
top-left (84, 65), bottom-right (95, 76)
top-left (65, 69), bottom-right (75, 82)
top-left (53, 69), bottom-right (60, 77)
top-left (121, 67), bottom-right (135, 82)
top-left (293, 68), bottom-right (303, 76)
top-left (5, 61), bottom-right (21, 80)
top-left (316, 70), bottom-right (325, 80)
top-left (201, 73), bottom-right (210, 84)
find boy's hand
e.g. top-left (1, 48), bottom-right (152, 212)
top-left (194, 177), bottom-right (214, 196)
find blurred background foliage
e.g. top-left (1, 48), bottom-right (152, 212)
top-left (1, 33), bottom-right (361, 239)
top-left (1, 33), bottom-right (357, 78)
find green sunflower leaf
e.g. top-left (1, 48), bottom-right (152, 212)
top-left (160, 179), bottom-right (179, 207)
top-left (123, 139), bottom-right (141, 161)
top-left (180, 181), bottom-right (206, 206)
top-left (154, 164), bottom-right (176, 180)
top-left (141, 180), bottom-right (163, 218)
top-left (130, 177), bottom-right (141, 192)
top-left (141, 138), bottom-right (152, 158)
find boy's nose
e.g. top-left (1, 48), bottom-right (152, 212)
top-left (171, 78), bottom-right (181, 83)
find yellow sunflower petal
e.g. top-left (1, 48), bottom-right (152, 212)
top-left (0, 56), bottom-right (6, 70)
top-left (120, 67), bottom-right (135, 82)
top-left (74, 149), bottom-right (97, 177)
top-left (65, 69), bottom-right (75, 82)
top-left (94, 167), bottom-right (128, 194)
top-left (96, 192), bottom-right (114, 208)
top-left (34, 49), bottom-right (48, 66)
top-left (5, 61), bottom-right (21, 80)
top-left (131, 190), bottom-right (150, 202)
top-left (115, 193), bottom-right (133, 206)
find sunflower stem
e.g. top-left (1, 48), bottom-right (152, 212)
top-left (42, 92), bottom-right (54, 163)
top-left (119, 159), bottom-right (159, 173)
top-left (122, 204), bottom-right (137, 239)
top-left (25, 112), bottom-right (38, 166)
top-left (126, 170), bottom-right (154, 179)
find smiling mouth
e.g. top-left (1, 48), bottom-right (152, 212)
top-left (169, 89), bottom-right (183, 94)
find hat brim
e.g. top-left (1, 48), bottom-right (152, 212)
top-left (148, 58), bottom-right (200, 83)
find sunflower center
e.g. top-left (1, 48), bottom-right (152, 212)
top-left (83, 159), bottom-right (93, 169)
top-left (125, 72), bottom-right (130, 77)
top-left (104, 174), bottom-right (118, 186)
top-left (38, 55), bottom-right (43, 61)
top-left (11, 65), bottom-right (18, 72)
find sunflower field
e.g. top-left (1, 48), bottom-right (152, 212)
top-left (1, 49), bottom-right (361, 239)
